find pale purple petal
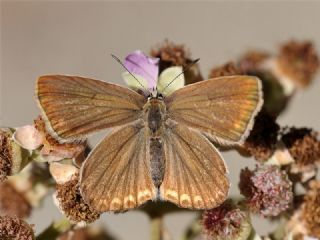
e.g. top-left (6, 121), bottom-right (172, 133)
top-left (124, 50), bottom-right (159, 90)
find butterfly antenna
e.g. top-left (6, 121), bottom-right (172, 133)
top-left (162, 58), bottom-right (200, 93)
top-left (111, 54), bottom-right (150, 93)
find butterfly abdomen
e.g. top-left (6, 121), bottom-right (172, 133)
top-left (150, 138), bottom-right (165, 188)
top-left (144, 98), bottom-right (167, 188)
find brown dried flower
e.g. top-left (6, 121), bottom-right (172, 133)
top-left (209, 62), bottom-right (244, 78)
top-left (239, 165), bottom-right (293, 217)
top-left (277, 40), bottom-right (319, 88)
top-left (151, 39), bottom-right (190, 68)
top-left (0, 181), bottom-right (32, 218)
top-left (301, 180), bottom-right (320, 237)
top-left (281, 127), bottom-right (320, 168)
top-left (242, 109), bottom-right (280, 162)
top-left (0, 215), bottom-right (35, 240)
top-left (202, 201), bottom-right (251, 240)
top-left (150, 40), bottom-right (203, 85)
top-left (0, 128), bottom-right (30, 181)
top-left (0, 129), bottom-right (13, 181)
top-left (238, 50), bottom-right (270, 73)
top-left (55, 173), bottom-right (100, 223)
top-left (34, 116), bottom-right (86, 162)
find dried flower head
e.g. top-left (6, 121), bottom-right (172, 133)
top-left (201, 201), bottom-right (251, 240)
top-left (0, 215), bottom-right (35, 240)
top-left (239, 165), bottom-right (293, 217)
top-left (151, 39), bottom-right (190, 68)
top-left (0, 128), bottom-right (31, 181)
top-left (242, 109), bottom-right (280, 162)
top-left (150, 40), bottom-right (203, 85)
top-left (0, 129), bottom-right (13, 181)
top-left (301, 180), bottom-right (320, 237)
top-left (34, 116), bottom-right (86, 162)
top-left (209, 62), bottom-right (244, 78)
top-left (0, 181), bottom-right (32, 218)
top-left (54, 173), bottom-right (100, 223)
top-left (281, 127), bottom-right (320, 168)
top-left (238, 50), bottom-right (270, 73)
top-left (277, 40), bottom-right (319, 88)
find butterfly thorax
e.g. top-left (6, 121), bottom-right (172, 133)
top-left (144, 97), bottom-right (166, 138)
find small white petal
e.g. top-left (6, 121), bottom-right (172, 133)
top-left (157, 66), bottom-right (185, 96)
top-left (267, 141), bottom-right (294, 166)
top-left (13, 125), bottom-right (43, 150)
top-left (49, 162), bottom-right (79, 184)
top-left (262, 59), bottom-right (296, 96)
top-left (122, 71), bottom-right (149, 92)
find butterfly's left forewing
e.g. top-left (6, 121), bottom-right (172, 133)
top-left (80, 121), bottom-right (157, 212)
top-left (160, 120), bottom-right (229, 209)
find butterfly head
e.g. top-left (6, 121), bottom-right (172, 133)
top-left (147, 87), bottom-right (164, 99)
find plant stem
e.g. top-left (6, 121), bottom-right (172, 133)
top-left (36, 218), bottom-right (71, 240)
top-left (151, 215), bottom-right (164, 240)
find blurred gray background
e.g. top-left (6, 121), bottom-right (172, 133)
top-left (1, 1), bottom-right (320, 239)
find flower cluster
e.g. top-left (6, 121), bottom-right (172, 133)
top-left (0, 39), bottom-right (319, 240)
top-left (0, 215), bottom-right (35, 240)
top-left (201, 201), bottom-right (251, 240)
top-left (239, 165), bottom-right (293, 217)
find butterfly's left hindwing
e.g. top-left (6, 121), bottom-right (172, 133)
top-left (80, 121), bottom-right (157, 212)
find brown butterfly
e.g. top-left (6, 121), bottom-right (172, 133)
top-left (36, 69), bottom-right (262, 212)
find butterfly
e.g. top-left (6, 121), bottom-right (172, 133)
top-left (35, 51), bottom-right (263, 212)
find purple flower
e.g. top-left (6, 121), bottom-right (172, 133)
top-left (239, 165), bottom-right (293, 217)
top-left (124, 50), bottom-right (159, 90)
